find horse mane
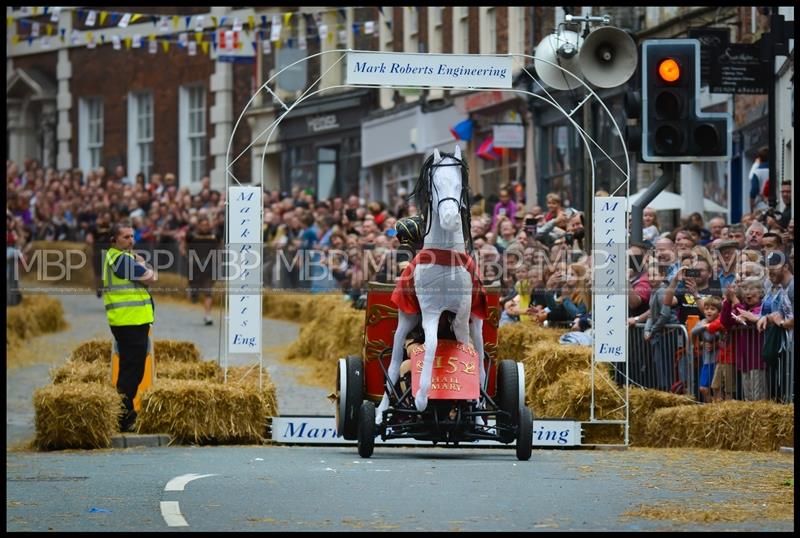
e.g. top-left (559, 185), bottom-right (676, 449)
top-left (409, 151), bottom-right (474, 254)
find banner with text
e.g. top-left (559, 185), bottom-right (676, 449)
top-left (272, 416), bottom-right (582, 446)
top-left (593, 197), bottom-right (627, 363)
top-left (346, 51), bottom-right (513, 89)
top-left (227, 186), bottom-right (262, 355)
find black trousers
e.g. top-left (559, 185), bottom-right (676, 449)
top-left (110, 323), bottom-right (151, 415)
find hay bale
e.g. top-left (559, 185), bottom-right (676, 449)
top-left (7, 295), bottom-right (67, 351)
top-left (153, 340), bottom-right (201, 363)
top-left (50, 360), bottom-right (108, 384)
top-left (70, 340), bottom-right (112, 363)
top-left (629, 388), bottom-right (694, 445)
top-left (537, 367), bottom-right (626, 445)
top-left (497, 322), bottom-right (562, 361)
top-left (644, 401), bottom-right (794, 451)
top-left (284, 300), bottom-right (364, 386)
top-left (70, 339), bottom-right (201, 364)
top-left (221, 366), bottom-right (279, 418)
top-left (33, 382), bottom-right (123, 450)
top-left (156, 360), bottom-right (221, 380)
top-left (136, 379), bottom-right (268, 444)
top-left (521, 342), bottom-right (592, 401)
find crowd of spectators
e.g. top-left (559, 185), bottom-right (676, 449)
top-left (6, 156), bottom-right (794, 403)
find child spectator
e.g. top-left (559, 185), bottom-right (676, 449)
top-left (642, 207), bottom-right (660, 243)
top-left (690, 295), bottom-right (724, 402)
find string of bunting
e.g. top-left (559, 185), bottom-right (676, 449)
top-left (8, 6), bottom-right (394, 52)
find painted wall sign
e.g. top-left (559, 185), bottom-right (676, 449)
top-left (346, 51), bottom-right (513, 89)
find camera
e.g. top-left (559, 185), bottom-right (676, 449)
top-left (563, 233), bottom-right (574, 246)
top-left (684, 268), bottom-right (701, 278)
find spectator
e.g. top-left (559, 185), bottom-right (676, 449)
top-left (643, 262), bottom-right (679, 392)
top-left (746, 221), bottom-right (767, 250)
top-left (712, 239), bottom-right (739, 293)
top-left (721, 279), bottom-right (766, 401)
top-left (491, 187), bottom-right (517, 227)
top-left (778, 180), bottom-right (792, 229)
top-left (690, 295), bottom-right (724, 402)
top-left (749, 146), bottom-right (770, 213)
top-left (757, 251), bottom-right (794, 401)
top-left (642, 207), bottom-right (660, 243)
top-left (707, 216), bottom-right (726, 243)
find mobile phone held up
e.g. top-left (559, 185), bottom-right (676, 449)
top-left (684, 268), bottom-right (701, 278)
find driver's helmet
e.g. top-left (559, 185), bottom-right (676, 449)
top-left (395, 214), bottom-right (425, 249)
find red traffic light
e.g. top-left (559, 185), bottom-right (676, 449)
top-left (657, 58), bottom-right (681, 82)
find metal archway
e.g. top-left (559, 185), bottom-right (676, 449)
top-left (225, 49), bottom-right (632, 446)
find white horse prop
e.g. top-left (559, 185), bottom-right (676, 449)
top-left (378, 145), bottom-right (488, 421)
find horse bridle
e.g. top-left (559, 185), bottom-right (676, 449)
top-left (430, 157), bottom-right (467, 212)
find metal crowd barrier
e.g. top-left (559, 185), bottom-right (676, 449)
top-left (623, 323), bottom-right (694, 396)
top-left (618, 321), bottom-right (794, 404)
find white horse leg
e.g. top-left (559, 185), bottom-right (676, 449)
top-left (415, 312), bottom-right (441, 412)
top-left (469, 315), bottom-right (486, 391)
top-left (376, 311), bottom-right (419, 424)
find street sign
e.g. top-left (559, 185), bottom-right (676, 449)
top-left (709, 43), bottom-right (769, 95)
top-left (687, 27), bottom-right (730, 87)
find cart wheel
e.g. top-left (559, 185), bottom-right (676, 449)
top-left (516, 406), bottom-right (533, 461)
top-left (357, 401), bottom-right (376, 458)
top-left (336, 356), bottom-right (363, 440)
top-left (497, 360), bottom-right (519, 443)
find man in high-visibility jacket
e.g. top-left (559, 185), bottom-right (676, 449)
top-left (103, 223), bottom-right (156, 432)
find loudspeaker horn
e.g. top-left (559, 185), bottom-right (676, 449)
top-left (533, 30), bottom-right (585, 91)
top-left (579, 26), bottom-right (638, 88)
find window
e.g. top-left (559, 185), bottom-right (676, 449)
top-left (179, 85), bottom-right (207, 185)
top-left (384, 157), bottom-right (420, 203)
top-left (79, 97), bottom-right (103, 172)
top-left (430, 7), bottom-right (443, 53)
top-left (128, 91), bottom-right (154, 181)
top-left (460, 8), bottom-right (469, 53)
top-left (484, 8), bottom-right (496, 55)
top-left (539, 122), bottom-right (582, 209)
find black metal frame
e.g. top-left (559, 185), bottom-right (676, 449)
top-left (373, 346), bottom-right (518, 446)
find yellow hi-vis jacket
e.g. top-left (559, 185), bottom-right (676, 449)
top-left (102, 247), bottom-right (155, 326)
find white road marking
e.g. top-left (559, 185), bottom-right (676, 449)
top-left (164, 473), bottom-right (217, 491)
top-left (160, 501), bottom-right (189, 527)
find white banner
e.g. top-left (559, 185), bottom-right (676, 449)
top-left (272, 416), bottom-right (582, 446)
top-left (227, 187), bottom-right (262, 355)
top-left (593, 197), bottom-right (628, 363)
top-left (346, 52), bottom-right (513, 89)
top-left (493, 124), bottom-right (525, 148)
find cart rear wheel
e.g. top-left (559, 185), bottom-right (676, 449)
top-left (357, 401), bottom-right (376, 458)
top-left (516, 406), bottom-right (533, 461)
top-left (336, 356), bottom-right (363, 440)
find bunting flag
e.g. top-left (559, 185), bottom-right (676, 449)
top-left (9, 6), bottom-right (382, 52)
top-left (262, 38), bottom-right (271, 54)
top-left (201, 41), bottom-right (209, 55)
top-left (476, 136), bottom-right (503, 161)
top-left (149, 37), bottom-right (157, 54)
top-left (161, 39), bottom-right (169, 53)
top-left (124, 36), bottom-right (132, 50)
top-left (188, 41), bottom-right (197, 55)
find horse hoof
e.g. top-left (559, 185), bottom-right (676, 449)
top-left (415, 394), bottom-right (428, 412)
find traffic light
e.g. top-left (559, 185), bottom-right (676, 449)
top-left (641, 39), bottom-right (731, 162)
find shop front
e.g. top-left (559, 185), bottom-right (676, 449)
top-left (361, 101), bottom-right (465, 204)
top-left (278, 88), bottom-right (374, 199)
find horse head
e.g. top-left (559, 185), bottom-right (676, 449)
top-left (411, 145), bottom-right (472, 252)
